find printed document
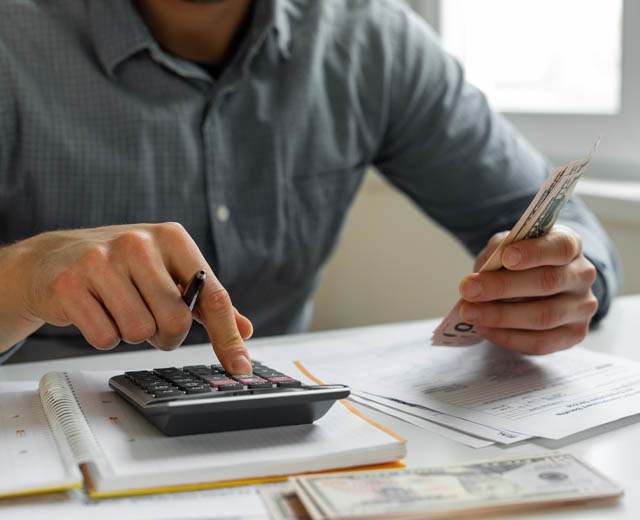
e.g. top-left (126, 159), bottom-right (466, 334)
top-left (293, 341), bottom-right (640, 439)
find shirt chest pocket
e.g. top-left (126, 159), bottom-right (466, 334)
top-left (276, 166), bottom-right (366, 287)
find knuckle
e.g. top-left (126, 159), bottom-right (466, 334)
top-left (115, 230), bottom-right (154, 255)
top-left (204, 287), bottom-right (232, 312)
top-left (583, 294), bottom-right (599, 318)
top-left (562, 232), bottom-right (581, 262)
top-left (535, 304), bottom-right (561, 330)
top-left (487, 305), bottom-right (504, 327)
top-left (163, 310), bottom-right (193, 338)
top-left (157, 221), bottom-right (188, 242)
top-left (581, 261), bottom-right (598, 285)
top-left (491, 275), bottom-right (508, 300)
top-left (540, 266), bottom-right (562, 293)
top-left (49, 270), bottom-right (79, 299)
top-left (218, 334), bottom-right (246, 354)
top-left (81, 245), bottom-right (111, 269)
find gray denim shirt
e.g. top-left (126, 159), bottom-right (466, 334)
top-left (0, 0), bottom-right (621, 362)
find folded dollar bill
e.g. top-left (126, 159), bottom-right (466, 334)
top-left (291, 451), bottom-right (621, 519)
top-left (431, 139), bottom-right (599, 347)
top-left (260, 483), bottom-right (311, 520)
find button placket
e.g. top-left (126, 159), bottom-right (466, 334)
top-left (201, 100), bottom-right (226, 280)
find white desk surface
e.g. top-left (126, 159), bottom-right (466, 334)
top-left (2, 294), bottom-right (640, 519)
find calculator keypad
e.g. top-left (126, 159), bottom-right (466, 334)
top-left (124, 362), bottom-right (302, 400)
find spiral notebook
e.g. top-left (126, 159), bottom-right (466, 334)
top-left (0, 369), bottom-right (405, 499)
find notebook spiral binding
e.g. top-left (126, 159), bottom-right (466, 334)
top-left (39, 372), bottom-right (104, 467)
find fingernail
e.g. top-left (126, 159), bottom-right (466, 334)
top-left (230, 354), bottom-right (252, 374)
top-left (461, 279), bottom-right (482, 298)
top-left (504, 248), bottom-right (521, 268)
top-left (461, 304), bottom-right (479, 321)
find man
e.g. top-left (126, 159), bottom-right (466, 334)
top-left (0, 0), bottom-right (621, 371)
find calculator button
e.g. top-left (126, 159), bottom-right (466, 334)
top-left (209, 379), bottom-right (239, 387)
top-left (142, 383), bottom-right (172, 391)
top-left (253, 371), bottom-right (282, 378)
top-left (247, 382), bottom-right (273, 389)
top-left (200, 374), bottom-right (233, 382)
top-left (166, 376), bottom-right (197, 385)
top-left (179, 381), bottom-right (203, 388)
top-left (135, 378), bottom-right (163, 386)
top-left (153, 368), bottom-right (183, 375)
top-left (125, 370), bottom-right (154, 379)
top-left (265, 376), bottom-right (296, 383)
top-left (183, 365), bottom-right (209, 372)
top-left (233, 376), bottom-right (267, 385)
top-left (152, 389), bottom-right (184, 397)
top-left (216, 383), bottom-right (244, 391)
top-left (276, 380), bottom-right (302, 388)
top-left (184, 386), bottom-right (211, 394)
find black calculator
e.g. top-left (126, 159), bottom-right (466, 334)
top-left (108, 361), bottom-right (350, 436)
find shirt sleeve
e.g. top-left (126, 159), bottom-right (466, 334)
top-left (372, 4), bottom-right (621, 321)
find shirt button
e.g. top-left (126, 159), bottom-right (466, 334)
top-left (216, 205), bottom-right (230, 222)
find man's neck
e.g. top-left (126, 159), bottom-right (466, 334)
top-left (134, 0), bottom-right (253, 64)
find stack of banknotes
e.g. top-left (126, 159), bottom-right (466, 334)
top-left (260, 452), bottom-right (622, 519)
top-left (432, 139), bottom-right (599, 346)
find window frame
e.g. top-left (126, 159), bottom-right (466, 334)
top-left (408, 0), bottom-right (640, 181)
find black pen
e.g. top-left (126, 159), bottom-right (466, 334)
top-left (182, 270), bottom-right (206, 311)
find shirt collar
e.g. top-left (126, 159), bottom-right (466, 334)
top-left (272, 0), bottom-right (296, 58)
top-left (89, 0), bottom-right (295, 78)
top-left (89, 0), bottom-right (157, 77)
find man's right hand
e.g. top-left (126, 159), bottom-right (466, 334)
top-left (0, 223), bottom-right (253, 373)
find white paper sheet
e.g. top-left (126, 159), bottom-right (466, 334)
top-left (352, 392), bottom-right (529, 444)
top-left (293, 340), bottom-right (640, 439)
top-left (347, 394), bottom-right (494, 448)
top-left (0, 485), bottom-right (269, 520)
top-left (0, 381), bottom-right (82, 496)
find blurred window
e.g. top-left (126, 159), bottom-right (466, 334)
top-left (440, 0), bottom-right (622, 114)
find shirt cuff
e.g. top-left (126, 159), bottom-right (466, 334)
top-left (587, 255), bottom-right (614, 324)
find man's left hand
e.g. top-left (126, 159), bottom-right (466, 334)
top-left (459, 225), bottom-right (599, 354)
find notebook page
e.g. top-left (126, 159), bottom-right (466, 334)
top-left (0, 485), bottom-right (269, 520)
top-left (0, 381), bottom-right (82, 497)
top-left (66, 371), bottom-right (405, 493)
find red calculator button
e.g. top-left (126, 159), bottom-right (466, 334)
top-left (209, 379), bottom-right (237, 387)
top-left (266, 376), bottom-right (295, 383)
top-left (236, 377), bottom-right (267, 385)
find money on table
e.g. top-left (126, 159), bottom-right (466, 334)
top-left (291, 451), bottom-right (622, 520)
